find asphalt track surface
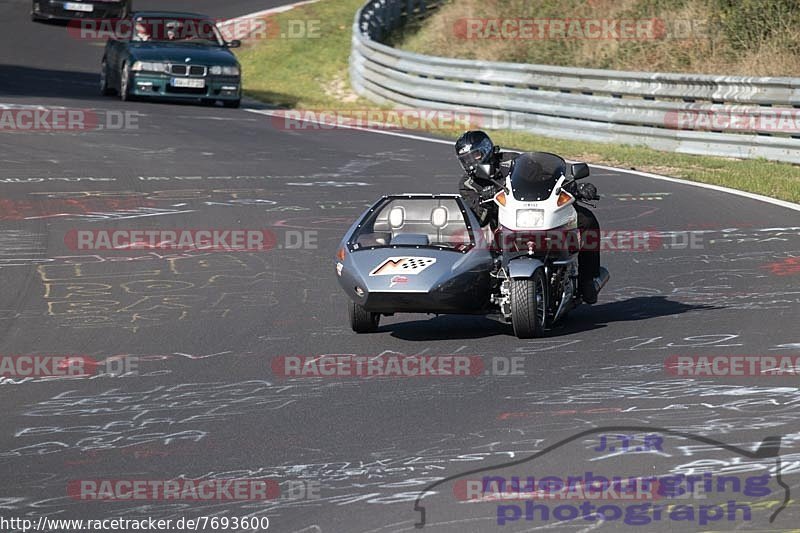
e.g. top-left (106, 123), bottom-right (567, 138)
top-left (0, 1), bottom-right (799, 532)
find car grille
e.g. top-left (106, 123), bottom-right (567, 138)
top-left (168, 65), bottom-right (207, 77)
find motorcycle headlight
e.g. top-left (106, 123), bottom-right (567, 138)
top-left (210, 65), bottom-right (240, 76)
top-left (131, 61), bottom-right (168, 73)
top-left (516, 209), bottom-right (544, 229)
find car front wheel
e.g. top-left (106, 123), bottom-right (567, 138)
top-left (100, 59), bottom-right (114, 96)
top-left (119, 63), bottom-right (132, 101)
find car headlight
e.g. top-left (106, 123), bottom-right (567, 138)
top-left (210, 65), bottom-right (240, 76)
top-left (516, 209), bottom-right (544, 228)
top-left (131, 61), bottom-right (168, 73)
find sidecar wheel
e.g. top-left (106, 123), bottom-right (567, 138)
top-left (349, 301), bottom-right (380, 333)
top-left (510, 269), bottom-right (547, 339)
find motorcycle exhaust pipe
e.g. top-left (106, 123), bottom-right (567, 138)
top-left (593, 267), bottom-right (610, 294)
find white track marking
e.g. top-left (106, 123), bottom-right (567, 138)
top-left (590, 163), bottom-right (800, 212)
top-left (245, 107), bottom-right (799, 212)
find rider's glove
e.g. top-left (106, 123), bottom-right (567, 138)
top-left (575, 183), bottom-right (599, 201)
top-left (478, 185), bottom-right (497, 201)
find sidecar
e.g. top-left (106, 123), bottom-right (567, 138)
top-left (335, 194), bottom-right (496, 332)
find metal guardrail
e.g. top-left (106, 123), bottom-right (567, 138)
top-left (350, 0), bottom-right (800, 164)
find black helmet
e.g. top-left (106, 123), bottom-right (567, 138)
top-left (455, 130), bottom-right (494, 174)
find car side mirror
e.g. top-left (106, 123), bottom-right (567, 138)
top-left (226, 40), bottom-right (241, 48)
top-left (571, 162), bottom-right (590, 180)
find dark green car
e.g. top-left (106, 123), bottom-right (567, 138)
top-left (100, 11), bottom-right (242, 107)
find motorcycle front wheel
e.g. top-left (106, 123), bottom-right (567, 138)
top-left (510, 268), bottom-right (547, 339)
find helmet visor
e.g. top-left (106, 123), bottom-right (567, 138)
top-left (458, 148), bottom-right (486, 169)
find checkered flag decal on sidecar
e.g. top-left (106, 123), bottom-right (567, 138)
top-left (369, 257), bottom-right (437, 276)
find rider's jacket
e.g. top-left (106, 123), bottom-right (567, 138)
top-left (457, 150), bottom-right (519, 226)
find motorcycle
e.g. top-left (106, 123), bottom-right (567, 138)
top-left (480, 152), bottom-right (609, 337)
top-left (334, 152), bottom-right (609, 338)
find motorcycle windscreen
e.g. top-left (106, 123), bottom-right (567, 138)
top-left (509, 152), bottom-right (567, 201)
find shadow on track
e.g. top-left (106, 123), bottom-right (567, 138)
top-left (0, 65), bottom-right (100, 100)
top-left (385, 296), bottom-right (718, 340)
top-left (385, 315), bottom-right (511, 341)
top-left (551, 296), bottom-right (721, 335)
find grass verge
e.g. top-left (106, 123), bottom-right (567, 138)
top-left (236, 1), bottom-right (800, 204)
top-left (394, 0), bottom-right (800, 77)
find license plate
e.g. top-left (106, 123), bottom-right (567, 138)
top-left (171, 78), bottom-right (206, 89)
top-left (64, 2), bottom-right (93, 12)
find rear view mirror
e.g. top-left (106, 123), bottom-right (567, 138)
top-left (571, 163), bottom-right (590, 180)
top-left (226, 40), bottom-right (242, 48)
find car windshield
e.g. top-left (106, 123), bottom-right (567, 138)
top-left (133, 17), bottom-right (225, 45)
top-left (350, 198), bottom-right (474, 251)
top-left (509, 152), bottom-right (567, 202)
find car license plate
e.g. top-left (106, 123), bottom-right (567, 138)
top-left (172, 78), bottom-right (206, 89)
top-left (64, 2), bottom-right (93, 12)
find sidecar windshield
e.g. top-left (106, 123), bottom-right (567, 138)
top-left (349, 197), bottom-right (475, 251)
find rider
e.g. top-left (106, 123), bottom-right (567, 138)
top-left (134, 21), bottom-right (151, 41)
top-left (456, 130), bottom-right (601, 304)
